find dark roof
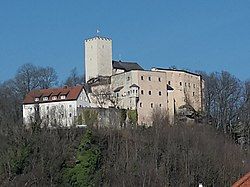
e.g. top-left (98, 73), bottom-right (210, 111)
top-left (113, 86), bottom-right (124, 92)
top-left (23, 85), bottom-right (84, 104)
top-left (112, 60), bottom-right (144, 71)
top-left (167, 85), bottom-right (174, 91)
top-left (129, 84), bottom-right (139, 88)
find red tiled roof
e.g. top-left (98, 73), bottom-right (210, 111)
top-left (23, 85), bottom-right (83, 104)
top-left (232, 172), bottom-right (250, 187)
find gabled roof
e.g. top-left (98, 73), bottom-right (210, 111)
top-left (23, 85), bottom-right (84, 104)
top-left (112, 60), bottom-right (144, 71)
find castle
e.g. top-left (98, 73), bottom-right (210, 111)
top-left (23, 35), bottom-right (204, 126)
top-left (85, 36), bottom-right (204, 124)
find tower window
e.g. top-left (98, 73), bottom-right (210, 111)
top-left (141, 90), bottom-right (144, 95)
top-left (158, 77), bottom-right (161, 82)
top-left (159, 91), bottom-right (162, 96)
top-left (159, 104), bottom-right (162, 107)
top-left (149, 91), bottom-right (152, 95)
top-left (140, 102), bottom-right (142, 107)
top-left (151, 103), bottom-right (153, 108)
top-left (148, 77), bottom-right (151, 81)
top-left (188, 83), bottom-right (191, 87)
top-left (193, 84), bottom-right (196, 88)
top-left (180, 82), bottom-right (182, 86)
top-left (193, 92), bottom-right (195, 96)
top-left (141, 76), bottom-right (144, 80)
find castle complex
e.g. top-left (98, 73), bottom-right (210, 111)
top-left (23, 35), bottom-right (204, 126)
top-left (85, 36), bottom-right (204, 124)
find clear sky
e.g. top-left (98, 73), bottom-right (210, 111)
top-left (0, 0), bottom-right (249, 82)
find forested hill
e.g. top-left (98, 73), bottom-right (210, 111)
top-left (0, 63), bottom-right (249, 186)
top-left (0, 118), bottom-right (249, 186)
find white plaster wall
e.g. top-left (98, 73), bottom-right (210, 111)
top-left (23, 90), bottom-right (91, 127)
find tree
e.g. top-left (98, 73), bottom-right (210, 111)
top-left (64, 68), bottom-right (84, 86)
top-left (14, 63), bottom-right (58, 97)
top-left (91, 85), bottom-right (115, 108)
top-left (200, 71), bottom-right (244, 133)
top-left (14, 63), bottom-right (40, 97)
top-left (38, 66), bottom-right (58, 89)
top-left (63, 129), bottom-right (101, 186)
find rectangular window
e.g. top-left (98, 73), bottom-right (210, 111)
top-left (158, 77), bottom-right (161, 82)
top-left (180, 82), bottom-right (182, 86)
top-left (141, 90), bottom-right (144, 95)
top-left (159, 104), bottom-right (162, 107)
top-left (193, 84), bottom-right (196, 88)
top-left (151, 103), bottom-right (153, 108)
top-left (148, 77), bottom-right (151, 81)
top-left (141, 76), bottom-right (144, 80)
top-left (140, 102), bottom-right (142, 107)
top-left (193, 92), bottom-right (195, 96)
top-left (188, 83), bottom-right (191, 87)
top-left (149, 91), bottom-right (152, 95)
top-left (159, 91), bottom-right (162, 96)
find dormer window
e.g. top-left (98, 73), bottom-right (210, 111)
top-left (52, 96), bottom-right (57, 100)
top-left (43, 97), bottom-right (48, 101)
top-left (60, 95), bottom-right (66, 99)
top-left (35, 98), bottom-right (39, 102)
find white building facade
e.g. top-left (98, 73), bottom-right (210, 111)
top-left (23, 85), bottom-right (91, 127)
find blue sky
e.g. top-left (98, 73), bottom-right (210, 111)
top-left (0, 0), bottom-right (249, 82)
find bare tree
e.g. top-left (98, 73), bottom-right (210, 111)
top-left (64, 67), bottom-right (84, 86)
top-left (14, 63), bottom-right (58, 97)
top-left (91, 85), bottom-right (119, 108)
top-left (200, 71), bottom-right (244, 133)
top-left (14, 63), bottom-right (40, 97)
top-left (38, 66), bottom-right (58, 89)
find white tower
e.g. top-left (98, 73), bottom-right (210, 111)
top-left (84, 36), bottom-right (113, 82)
